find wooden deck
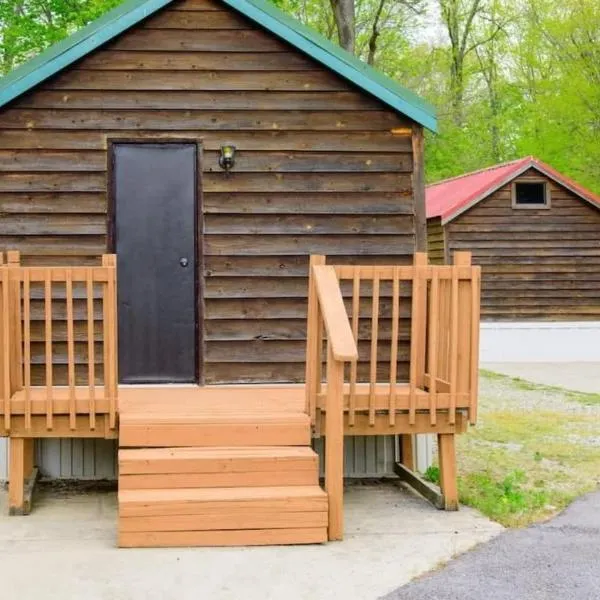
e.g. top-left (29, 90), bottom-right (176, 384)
top-left (118, 386), bottom-right (327, 548)
top-left (0, 251), bottom-right (482, 544)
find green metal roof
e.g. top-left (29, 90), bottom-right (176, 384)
top-left (0, 0), bottom-right (437, 131)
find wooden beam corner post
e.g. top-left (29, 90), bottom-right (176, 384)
top-left (411, 125), bottom-right (427, 253)
top-left (325, 343), bottom-right (344, 541)
top-left (8, 437), bottom-right (37, 516)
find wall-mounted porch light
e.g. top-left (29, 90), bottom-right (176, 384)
top-left (219, 145), bottom-right (236, 172)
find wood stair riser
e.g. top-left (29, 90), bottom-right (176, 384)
top-left (119, 528), bottom-right (328, 548)
top-left (119, 421), bottom-right (311, 447)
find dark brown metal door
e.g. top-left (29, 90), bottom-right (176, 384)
top-left (112, 143), bottom-right (197, 383)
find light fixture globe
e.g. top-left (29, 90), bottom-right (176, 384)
top-left (219, 144), bottom-right (236, 171)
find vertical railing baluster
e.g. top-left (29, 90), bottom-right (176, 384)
top-left (409, 253), bottom-right (427, 425)
top-left (349, 270), bottom-right (360, 426)
top-left (449, 266), bottom-right (459, 424)
top-left (1, 257), bottom-right (10, 431)
top-left (44, 272), bottom-right (53, 430)
top-left (428, 271), bottom-right (440, 426)
top-left (388, 267), bottom-right (400, 426)
top-left (469, 266), bottom-right (481, 425)
top-left (86, 269), bottom-right (96, 430)
top-left (368, 271), bottom-right (380, 426)
top-left (23, 270), bottom-right (31, 431)
top-left (66, 272), bottom-right (76, 430)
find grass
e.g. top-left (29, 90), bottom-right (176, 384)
top-left (449, 370), bottom-right (600, 527)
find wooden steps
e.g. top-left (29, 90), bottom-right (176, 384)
top-left (117, 386), bottom-right (327, 548)
top-left (119, 446), bottom-right (319, 489)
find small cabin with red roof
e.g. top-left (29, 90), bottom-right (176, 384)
top-left (426, 157), bottom-right (600, 360)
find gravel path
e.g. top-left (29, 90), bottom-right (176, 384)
top-left (478, 372), bottom-right (600, 415)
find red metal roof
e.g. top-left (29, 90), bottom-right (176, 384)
top-left (426, 156), bottom-right (600, 223)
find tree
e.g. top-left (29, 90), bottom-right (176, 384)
top-left (330, 0), bottom-right (355, 52)
top-left (0, 0), bottom-right (121, 75)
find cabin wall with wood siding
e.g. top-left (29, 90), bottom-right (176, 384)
top-left (444, 169), bottom-right (600, 321)
top-left (426, 216), bottom-right (445, 264)
top-left (0, 0), bottom-right (418, 385)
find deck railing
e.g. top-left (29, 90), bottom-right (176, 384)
top-left (0, 252), bottom-right (118, 434)
top-left (305, 252), bottom-right (481, 538)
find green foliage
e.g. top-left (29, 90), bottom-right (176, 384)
top-left (0, 0), bottom-right (121, 75)
top-left (423, 465), bottom-right (440, 484)
top-left (459, 470), bottom-right (549, 526)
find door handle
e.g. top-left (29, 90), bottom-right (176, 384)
top-left (179, 257), bottom-right (189, 268)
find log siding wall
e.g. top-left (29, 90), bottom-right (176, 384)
top-left (444, 169), bottom-right (600, 321)
top-left (426, 216), bottom-right (445, 264)
top-left (0, 0), bottom-right (418, 384)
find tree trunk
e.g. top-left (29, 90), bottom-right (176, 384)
top-left (330, 0), bottom-right (356, 54)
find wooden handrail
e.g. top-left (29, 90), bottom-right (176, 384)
top-left (308, 263), bottom-right (358, 542)
top-left (312, 266), bottom-right (358, 362)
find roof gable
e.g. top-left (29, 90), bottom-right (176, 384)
top-left (0, 0), bottom-right (437, 131)
top-left (426, 157), bottom-right (600, 224)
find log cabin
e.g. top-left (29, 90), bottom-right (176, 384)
top-left (426, 156), bottom-right (600, 362)
top-left (0, 0), bottom-right (481, 547)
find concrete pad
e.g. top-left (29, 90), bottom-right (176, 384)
top-left (482, 362), bottom-right (600, 394)
top-left (0, 482), bottom-right (502, 600)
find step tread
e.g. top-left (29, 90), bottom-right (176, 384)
top-left (119, 412), bottom-right (310, 424)
top-left (119, 446), bottom-right (316, 460)
top-left (119, 485), bottom-right (327, 504)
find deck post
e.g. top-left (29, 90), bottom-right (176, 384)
top-left (325, 343), bottom-right (344, 541)
top-left (305, 255), bottom-right (326, 431)
top-left (8, 437), bottom-right (35, 515)
top-left (400, 434), bottom-right (415, 470)
top-left (437, 433), bottom-right (458, 510)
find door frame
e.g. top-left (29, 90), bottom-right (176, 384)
top-left (106, 136), bottom-right (205, 384)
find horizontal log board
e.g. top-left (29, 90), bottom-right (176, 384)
top-left (174, 0), bottom-right (228, 9)
top-left (0, 214), bottom-right (106, 235)
top-left (47, 71), bottom-right (355, 92)
top-left (204, 298), bottom-right (414, 320)
top-left (19, 90), bottom-right (384, 111)
top-left (0, 109), bottom-right (401, 130)
top-left (204, 318), bottom-right (412, 341)
top-left (204, 215), bottom-right (415, 235)
top-left (0, 193), bottom-right (106, 213)
top-left (441, 174), bottom-right (600, 322)
top-left (0, 151), bottom-right (411, 173)
top-left (204, 235), bottom-right (415, 256)
top-left (142, 9), bottom-right (264, 29)
top-left (204, 362), bottom-right (411, 384)
top-left (0, 131), bottom-right (412, 152)
top-left (79, 52), bottom-right (320, 72)
top-left (204, 277), bottom-right (414, 298)
top-left (203, 255), bottom-right (413, 276)
top-left (107, 29), bottom-right (292, 52)
top-left (0, 0), bottom-right (419, 384)
top-left (203, 193), bottom-right (414, 214)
